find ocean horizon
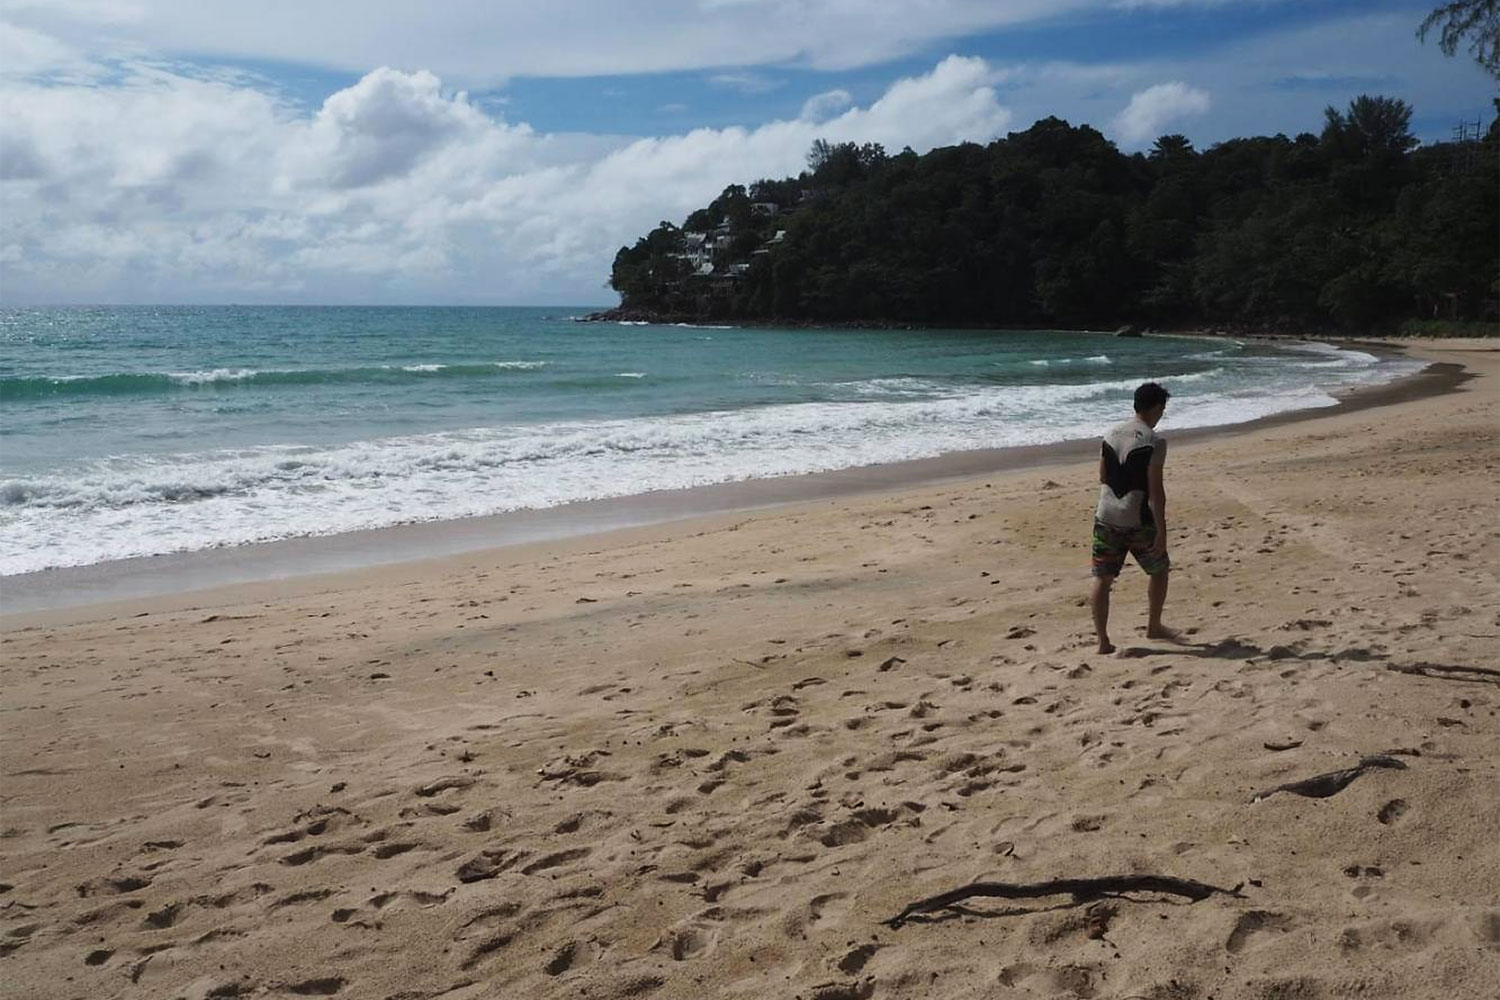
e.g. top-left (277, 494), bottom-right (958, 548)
top-left (0, 305), bottom-right (1421, 577)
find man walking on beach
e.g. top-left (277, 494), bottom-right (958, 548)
top-left (1091, 382), bottom-right (1173, 654)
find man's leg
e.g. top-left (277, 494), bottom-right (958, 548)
top-left (1091, 574), bottom-right (1116, 654)
top-left (1146, 569), bottom-right (1173, 639)
top-left (1090, 523), bottom-right (1126, 654)
top-left (1133, 527), bottom-right (1176, 641)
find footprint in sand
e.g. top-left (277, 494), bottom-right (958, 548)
top-left (268, 888), bottom-right (335, 913)
top-left (335, 888), bottom-right (451, 929)
top-left (768, 695), bottom-right (801, 729)
top-left (195, 883), bottom-right (275, 913)
top-left (1048, 965), bottom-right (1103, 997)
top-left (281, 840), bottom-right (367, 866)
top-left (283, 975), bottom-right (346, 994)
top-left (806, 981), bottom-right (875, 1000)
top-left (414, 776), bottom-right (477, 798)
top-left (456, 848), bottom-right (528, 883)
top-left (998, 960), bottom-right (1105, 998)
top-left (554, 810), bottom-right (612, 834)
top-left (76, 873), bottom-right (153, 897)
top-left (1226, 910), bottom-right (1294, 954)
top-left (808, 892), bottom-right (852, 930)
top-left (815, 806), bottom-right (907, 847)
top-left (544, 937), bottom-right (604, 975)
top-left (521, 847), bottom-right (592, 875)
top-left (371, 888), bottom-right (451, 909)
top-left (0, 923), bottom-right (40, 958)
top-left (142, 901), bottom-right (187, 929)
top-left (462, 808), bottom-right (504, 832)
top-left (837, 942), bottom-right (880, 974)
top-left (537, 751), bottom-right (627, 788)
top-left (370, 839), bottom-right (424, 859)
top-left (456, 901), bottom-right (523, 941)
top-left (261, 806), bottom-right (364, 848)
top-left (1471, 910), bottom-right (1500, 949)
top-left (662, 920), bottom-right (719, 961)
top-left (1337, 916), bottom-right (1444, 952)
top-left (997, 962), bottom-right (1038, 987)
top-left (1377, 799), bottom-right (1409, 825)
top-left (457, 914), bottom-right (523, 970)
top-left (591, 973), bottom-right (665, 998)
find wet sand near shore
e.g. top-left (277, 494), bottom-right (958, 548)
top-left (1, 342), bottom-right (1496, 1000)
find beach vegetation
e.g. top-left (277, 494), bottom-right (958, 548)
top-left (608, 98), bottom-right (1497, 332)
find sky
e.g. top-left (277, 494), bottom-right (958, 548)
top-left (0, 0), bottom-right (1493, 307)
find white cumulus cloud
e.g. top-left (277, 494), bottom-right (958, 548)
top-left (800, 89), bottom-right (854, 122)
top-left (1110, 81), bottom-right (1211, 146)
top-left (708, 71), bottom-right (783, 94)
top-left (0, 55), bottom-right (1011, 304)
top-left (290, 68), bottom-right (498, 190)
top-left (0, 0), bottom-right (1100, 83)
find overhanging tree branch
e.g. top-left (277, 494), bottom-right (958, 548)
top-left (1419, 1), bottom-right (1500, 79)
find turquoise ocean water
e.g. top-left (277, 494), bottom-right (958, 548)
top-left (0, 306), bottom-right (1418, 576)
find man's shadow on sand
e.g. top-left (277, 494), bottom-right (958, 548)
top-left (1116, 635), bottom-right (1304, 661)
top-left (1115, 636), bottom-right (1499, 684)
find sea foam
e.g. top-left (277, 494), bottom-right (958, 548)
top-left (0, 344), bottom-right (1420, 576)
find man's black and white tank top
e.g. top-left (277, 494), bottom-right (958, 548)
top-left (1095, 416), bottom-right (1164, 529)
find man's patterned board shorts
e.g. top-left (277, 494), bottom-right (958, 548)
top-left (1091, 521), bottom-right (1169, 578)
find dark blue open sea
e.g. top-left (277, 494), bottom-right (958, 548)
top-left (0, 306), bottom-right (1418, 576)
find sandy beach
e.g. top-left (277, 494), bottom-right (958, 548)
top-left (2, 340), bottom-right (1496, 1000)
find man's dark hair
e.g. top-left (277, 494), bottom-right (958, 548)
top-left (1133, 382), bottom-right (1170, 414)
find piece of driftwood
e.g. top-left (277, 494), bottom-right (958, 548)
top-left (1249, 754), bottom-right (1406, 803)
top-left (884, 875), bottom-right (1244, 929)
top-left (1387, 662), bottom-right (1500, 683)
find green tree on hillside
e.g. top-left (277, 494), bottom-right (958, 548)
top-left (608, 96), bottom-right (1498, 330)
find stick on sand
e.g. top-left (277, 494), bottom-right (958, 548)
top-left (885, 874), bottom-right (1244, 929)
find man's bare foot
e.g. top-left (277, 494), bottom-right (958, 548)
top-left (1097, 640), bottom-right (1116, 655)
top-left (1146, 625), bottom-right (1186, 643)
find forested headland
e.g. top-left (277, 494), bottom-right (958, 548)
top-left (604, 96), bottom-right (1497, 333)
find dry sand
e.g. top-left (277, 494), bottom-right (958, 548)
top-left (2, 342), bottom-right (1497, 1000)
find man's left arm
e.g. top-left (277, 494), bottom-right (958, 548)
top-left (1148, 441), bottom-right (1168, 556)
